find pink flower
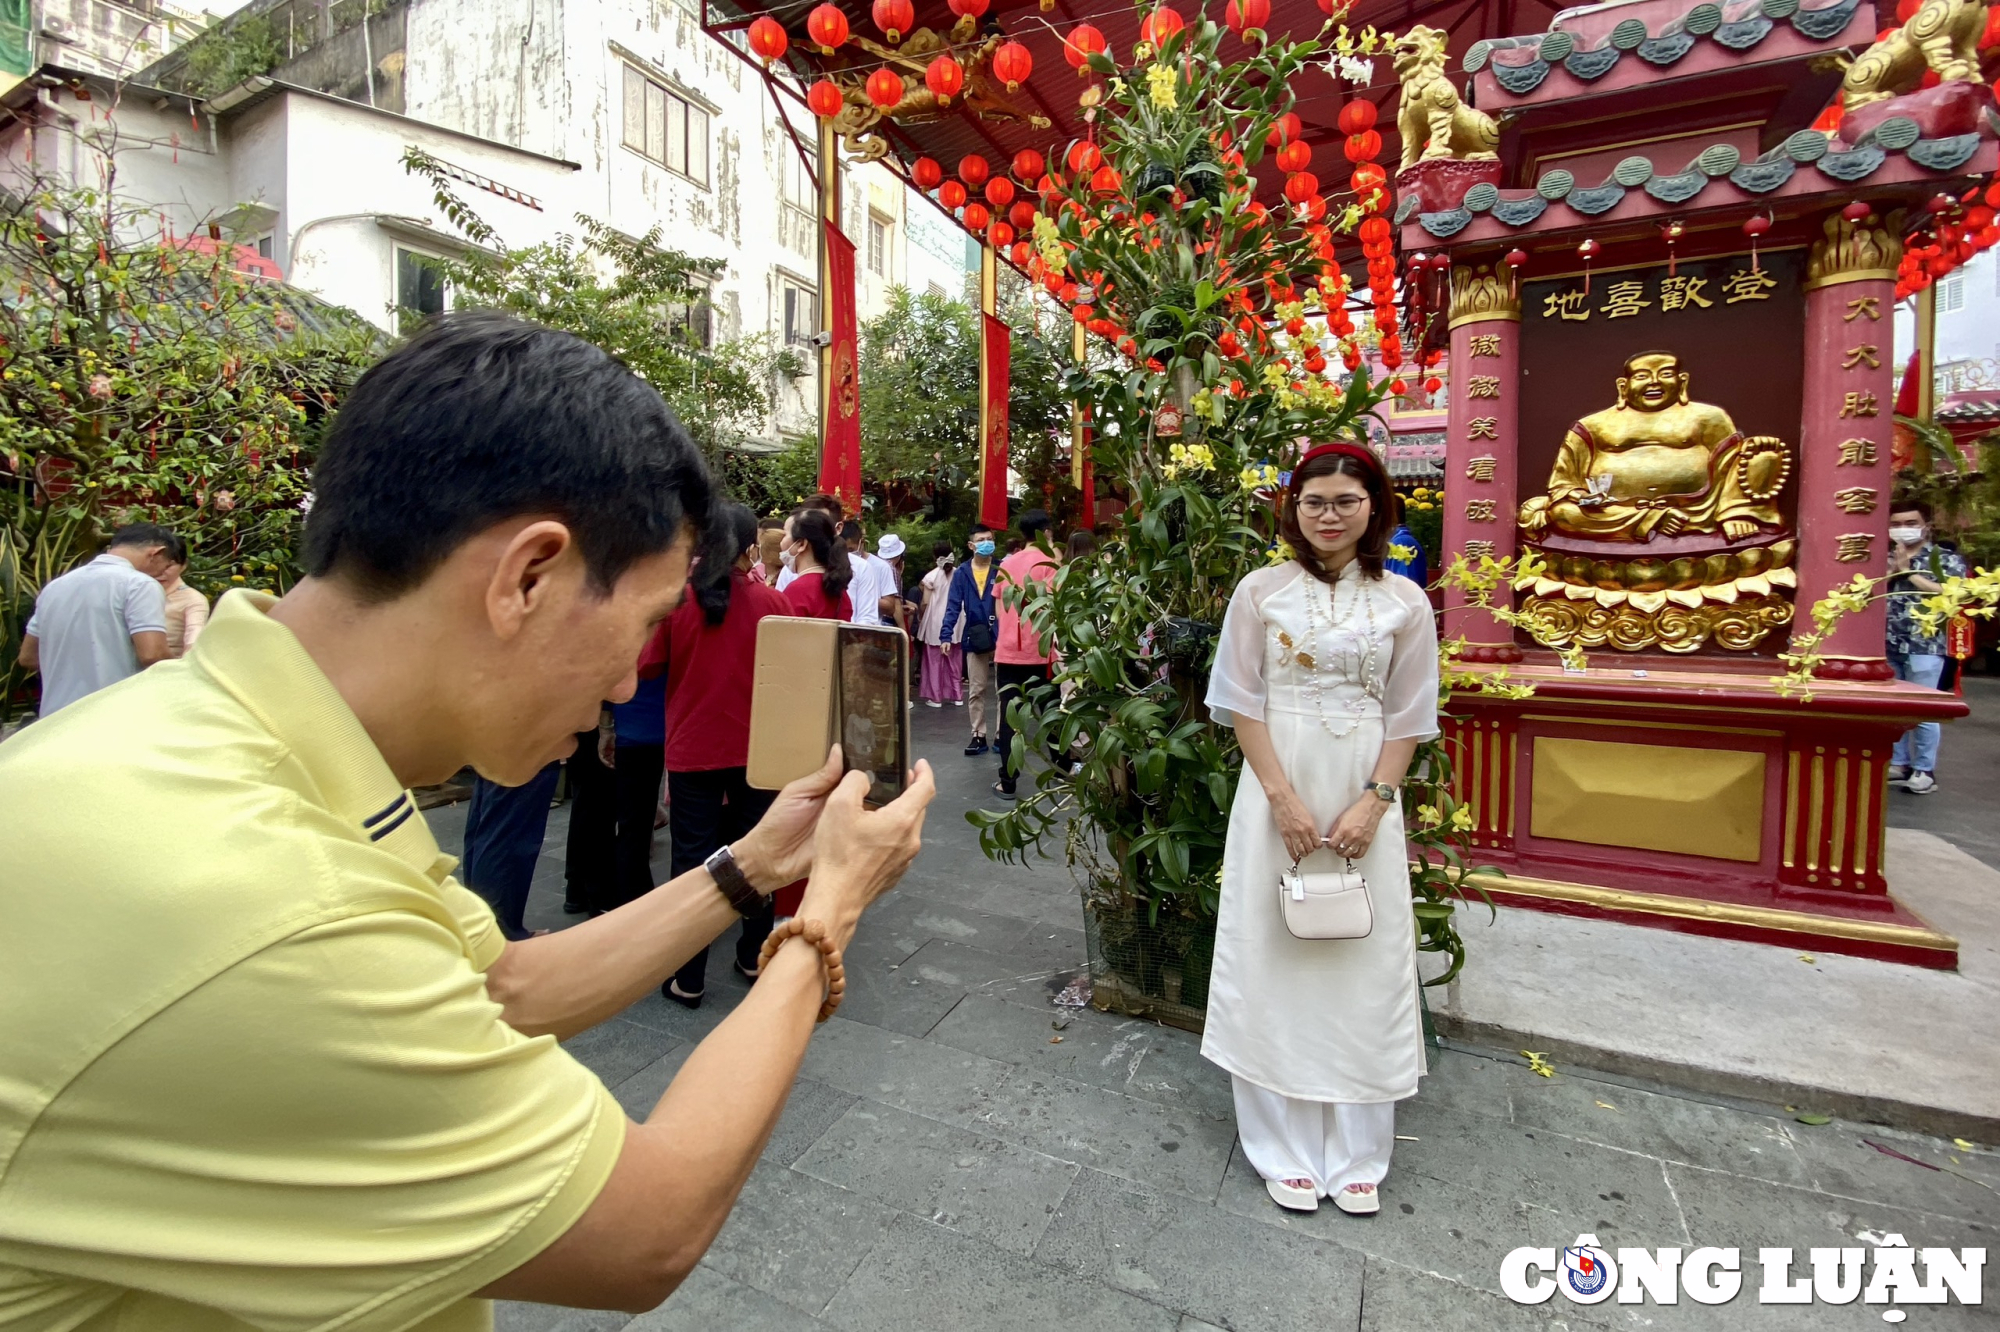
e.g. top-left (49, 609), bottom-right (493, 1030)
top-left (213, 489), bottom-right (237, 512)
top-left (87, 374), bottom-right (111, 398)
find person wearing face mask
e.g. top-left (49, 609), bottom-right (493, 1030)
top-left (1203, 442), bottom-right (1438, 1218)
top-left (940, 525), bottom-right (1001, 754)
top-left (1884, 498), bottom-right (1966, 795)
top-left (781, 509), bottom-right (854, 620)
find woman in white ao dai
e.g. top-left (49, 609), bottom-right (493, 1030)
top-left (1201, 444), bottom-right (1439, 1216)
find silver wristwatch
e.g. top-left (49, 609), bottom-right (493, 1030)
top-left (1366, 781), bottom-right (1398, 803)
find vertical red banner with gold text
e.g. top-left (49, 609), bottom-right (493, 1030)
top-left (819, 221), bottom-right (862, 510)
top-left (979, 313), bottom-right (1010, 529)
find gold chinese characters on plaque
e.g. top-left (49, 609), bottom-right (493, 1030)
top-left (1539, 265), bottom-right (1782, 322)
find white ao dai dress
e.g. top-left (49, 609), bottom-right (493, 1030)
top-left (1201, 560), bottom-right (1439, 1193)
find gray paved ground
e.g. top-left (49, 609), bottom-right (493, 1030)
top-left (1886, 675), bottom-right (2000, 872)
top-left (427, 703), bottom-right (2000, 1331)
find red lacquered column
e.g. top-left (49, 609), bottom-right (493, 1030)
top-left (1794, 210), bottom-right (1900, 682)
top-left (1442, 263), bottom-right (1522, 662)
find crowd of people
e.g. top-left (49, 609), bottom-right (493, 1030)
top-left (0, 309), bottom-right (1981, 1325)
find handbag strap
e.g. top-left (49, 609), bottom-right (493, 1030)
top-left (1287, 852), bottom-right (1361, 875)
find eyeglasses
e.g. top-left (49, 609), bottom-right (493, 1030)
top-left (1296, 495), bottom-right (1369, 518)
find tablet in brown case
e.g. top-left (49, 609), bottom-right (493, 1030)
top-left (746, 617), bottom-right (909, 802)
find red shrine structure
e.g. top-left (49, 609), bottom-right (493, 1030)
top-left (1408, 0), bottom-right (1980, 969)
top-left (707, 0), bottom-right (1982, 968)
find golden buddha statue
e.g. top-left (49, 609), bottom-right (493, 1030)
top-left (1519, 352), bottom-right (1788, 543)
top-left (1512, 351), bottom-right (1796, 654)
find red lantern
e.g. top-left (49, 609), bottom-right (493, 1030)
top-left (747, 15), bottom-right (788, 64)
top-left (985, 177), bottom-right (1016, 208)
top-left (872, 0), bottom-right (913, 43)
top-left (1063, 23), bottom-right (1106, 73)
top-left (1012, 149), bottom-right (1045, 181)
top-left (1091, 164), bottom-right (1121, 194)
top-left (1276, 140), bottom-right (1311, 174)
top-left (807, 79), bottom-right (844, 119)
top-left (1009, 201), bottom-right (1037, 229)
top-left (1284, 172), bottom-right (1319, 203)
top-left (1343, 131), bottom-right (1382, 163)
top-left (806, 3), bottom-right (849, 52)
top-left (963, 202), bottom-right (991, 231)
top-left (1067, 140), bottom-right (1102, 174)
top-left (994, 40), bottom-right (1032, 93)
top-left (865, 67), bottom-right (904, 109)
top-left (990, 221), bottom-right (1015, 247)
top-left (1265, 112), bottom-right (1302, 147)
top-left (939, 179), bottom-right (968, 209)
top-left (926, 53), bottom-right (964, 104)
top-left (1010, 240), bottom-right (1034, 265)
top-left (1357, 215), bottom-right (1390, 244)
top-left (912, 156), bottom-right (943, 190)
top-left (1843, 200), bottom-right (1873, 223)
top-left (1225, 0), bottom-right (1271, 38)
top-left (948, 0), bottom-right (989, 17)
top-left (1073, 303), bottom-right (1095, 324)
top-left (959, 154), bottom-right (990, 186)
top-left (1139, 6), bottom-right (1184, 44)
top-left (1351, 162), bottom-right (1386, 192)
top-left (1337, 100), bottom-right (1376, 135)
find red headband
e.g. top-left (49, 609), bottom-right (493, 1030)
top-left (1291, 441), bottom-right (1380, 489)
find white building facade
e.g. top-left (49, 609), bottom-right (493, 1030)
top-left (0, 0), bottom-right (972, 447)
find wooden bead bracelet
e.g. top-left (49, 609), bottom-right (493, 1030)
top-left (756, 918), bottom-right (846, 1023)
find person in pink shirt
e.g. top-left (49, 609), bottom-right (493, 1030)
top-left (992, 509), bottom-right (1060, 799)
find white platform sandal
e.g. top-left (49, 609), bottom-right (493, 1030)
top-left (1265, 1177), bottom-right (1319, 1212)
top-left (1332, 1183), bottom-right (1380, 1216)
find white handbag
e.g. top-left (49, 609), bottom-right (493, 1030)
top-left (1278, 849), bottom-right (1374, 940)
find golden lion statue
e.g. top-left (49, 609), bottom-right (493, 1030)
top-left (1840, 0), bottom-right (1987, 109)
top-left (1394, 25), bottom-right (1500, 171)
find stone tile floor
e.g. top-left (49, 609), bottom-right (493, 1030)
top-left (425, 705), bottom-right (2000, 1331)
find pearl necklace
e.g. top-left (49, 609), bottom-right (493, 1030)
top-left (1299, 568), bottom-right (1381, 739)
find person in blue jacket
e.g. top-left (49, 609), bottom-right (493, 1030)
top-left (1384, 493), bottom-right (1429, 589)
top-left (940, 524), bottom-right (1001, 756)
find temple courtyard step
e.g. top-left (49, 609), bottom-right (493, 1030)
top-left (1426, 826), bottom-right (2000, 1141)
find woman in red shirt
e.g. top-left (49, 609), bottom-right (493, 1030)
top-left (782, 509), bottom-right (853, 620)
top-left (652, 502), bottom-right (794, 1008)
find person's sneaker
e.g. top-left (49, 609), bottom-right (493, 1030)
top-left (1886, 766), bottom-right (1911, 785)
top-left (925, 699), bottom-right (943, 708)
top-left (1905, 770), bottom-right (1938, 795)
top-left (964, 738), bottom-right (989, 756)
top-left (993, 781), bottom-right (1018, 801)
top-left (562, 897), bottom-right (589, 915)
top-left (663, 979), bottom-right (703, 1009)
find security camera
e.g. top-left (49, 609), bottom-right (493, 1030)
top-left (808, 330), bottom-right (834, 348)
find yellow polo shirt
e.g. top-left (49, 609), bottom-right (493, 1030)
top-left (0, 592), bottom-right (625, 1331)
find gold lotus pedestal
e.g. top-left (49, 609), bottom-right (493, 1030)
top-left (1515, 535), bottom-right (1798, 653)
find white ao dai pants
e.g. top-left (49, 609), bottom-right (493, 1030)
top-left (1231, 1077), bottom-right (1395, 1195)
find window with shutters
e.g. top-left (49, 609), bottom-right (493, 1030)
top-left (1940, 272), bottom-right (1966, 315)
top-left (867, 214), bottom-right (890, 277)
top-left (666, 280), bottom-right (715, 349)
top-left (395, 247), bottom-right (447, 333)
top-left (621, 64), bottom-right (711, 187)
top-left (781, 279), bottom-right (819, 346)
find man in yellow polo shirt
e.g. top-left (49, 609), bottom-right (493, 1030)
top-left (0, 313), bottom-right (934, 1328)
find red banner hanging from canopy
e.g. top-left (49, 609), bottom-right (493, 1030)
top-left (819, 220), bottom-right (862, 511)
top-left (979, 312), bottom-right (1010, 529)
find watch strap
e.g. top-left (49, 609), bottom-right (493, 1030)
top-left (706, 844), bottom-right (762, 917)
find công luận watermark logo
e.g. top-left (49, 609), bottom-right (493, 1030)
top-left (1503, 1234), bottom-right (1984, 1322)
